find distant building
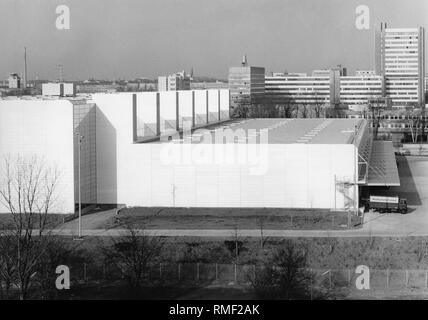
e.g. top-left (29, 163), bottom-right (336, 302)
top-left (355, 70), bottom-right (376, 76)
top-left (375, 23), bottom-right (425, 107)
top-left (340, 74), bottom-right (384, 110)
top-left (265, 68), bottom-right (341, 107)
top-left (42, 83), bottom-right (75, 97)
top-left (158, 71), bottom-right (191, 91)
top-left (8, 73), bottom-right (21, 89)
top-left (190, 81), bottom-right (229, 90)
top-left (228, 55), bottom-right (265, 110)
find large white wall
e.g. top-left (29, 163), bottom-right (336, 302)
top-left (0, 99), bottom-right (75, 214)
top-left (93, 91), bottom-right (357, 210)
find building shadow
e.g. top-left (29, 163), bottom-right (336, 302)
top-left (368, 156), bottom-right (421, 206)
top-left (95, 107), bottom-right (117, 206)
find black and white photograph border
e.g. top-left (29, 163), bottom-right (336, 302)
top-left (0, 0), bottom-right (427, 307)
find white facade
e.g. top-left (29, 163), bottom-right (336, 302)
top-left (340, 75), bottom-right (383, 109)
top-left (92, 89), bottom-right (232, 207)
top-left (42, 83), bottom-right (63, 96)
top-left (0, 99), bottom-right (75, 214)
top-left (42, 83), bottom-right (76, 97)
top-left (265, 75), bottom-right (331, 105)
top-left (0, 90), bottom-right (367, 212)
top-left (377, 26), bottom-right (426, 107)
top-left (93, 95), bottom-right (359, 210)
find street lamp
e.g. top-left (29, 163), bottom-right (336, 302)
top-left (75, 132), bottom-right (84, 239)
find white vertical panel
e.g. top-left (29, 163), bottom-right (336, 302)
top-left (195, 165), bottom-right (218, 207)
top-left (150, 148), bottom-right (174, 206)
top-left (208, 90), bottom-right (219, 123)
top-left (219, 89), bottom-right (230, 120)
top-left (178, 90), bottom-right (193, 130)
top-left (136, 92), bottom-right (157, 138)
top-left (283, 144), bottom-right (309, 208)
top-left (218, 165), bottom-right (241, 207)
top-left (194, 90), bottom-right (207, 126)
top-left (263, 145), bottom-right (286, 207)
top-left (307, 145), bottom-right (332, 208)
top-left (173, 165), bottom-right (196, 207)
top-left (159, 91), bottom-right (177, 134)
top-left (241, 165), bottom-right (264, 207)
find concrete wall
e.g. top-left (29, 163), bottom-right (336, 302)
top-left (0, 99), bottom-right (75, 214)
top-left (93, 92), bottom-right (357, 210)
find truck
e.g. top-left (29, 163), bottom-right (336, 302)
top-left (368, 195), bottom-right (407, 214)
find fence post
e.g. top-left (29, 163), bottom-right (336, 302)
top-left (234, 264), bottom-right (237, 283)
top-left (178, 264), bottom-right (181, 281)
top-left (196, 263), bottom-right (200, 281)
top-left (347, 211), bottom-right (350, 229)
top-left (386, 269), bottom-right (389, 288)
top-left (215, 263), bottom-right (218, 281)
top-left (159, 263), bottom-right (162, 279)
top-left (347, 269), bottom-right (351, 286)
top-left (253, 265), bottom-right (256, 282)
top-left (405, 270), bottom-right (408, 289)
top-left (425, 269), bottom-right (428, 288)
top-left (329, 270), bottom-right (332, 289)
top-left (291, 214), bottom-right (293, 228)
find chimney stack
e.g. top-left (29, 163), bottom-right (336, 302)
top-left (23, 47), bottom-right (27, 88)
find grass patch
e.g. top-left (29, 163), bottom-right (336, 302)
top-left (104, 207), bottom-right (362, 230)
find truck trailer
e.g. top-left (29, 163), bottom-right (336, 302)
top-left (368, 195), bottom-right (407, 214)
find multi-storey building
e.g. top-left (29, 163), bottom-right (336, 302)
top-left (375, 23), bottom-right (425, 107)
top-left (158, 71), bottom-right (191, 91)
top-left (229, 56), bottom-right (265, 110)
top-left (265, 74), bottom-right (330, 105)
top-left (265, 68), bottom-right (341, 107)
top-left (340, 74), bottom-right (384, 110)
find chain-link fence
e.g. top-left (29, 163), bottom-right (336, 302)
top-left (69, 262), bottom-right (428, 291)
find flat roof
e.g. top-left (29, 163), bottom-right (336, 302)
top-left (367, 141), bottom-right (400, 186)
top-left (176, 118), bottom-right (365, 145)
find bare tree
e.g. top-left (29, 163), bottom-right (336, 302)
top-left (299, 104), bottom-right (311, 118)
top-left (367, 96), bottom-right (388, 140)
top-left (278, 96), bottom-right (298, 118)
top-left (0, 233), bottom-right (17, 299)
top-left (251, 240), bottom-right (314, 299)
top-left (101, 223), bottom-right (164, 290)
top-left (258, 217), bottom-right (269, 249)
top-left (312, 91), bottom-right (326, 118)
top-left (0, 154), bottom-right (61, 299)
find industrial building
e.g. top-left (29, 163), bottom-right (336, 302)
top-left (0, 89), bottom-right (230, 213)
top-left (0, 89), bottom-right (399, 214)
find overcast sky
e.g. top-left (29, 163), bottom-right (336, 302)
top-left (0, 0), bottom-right (427, 80)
